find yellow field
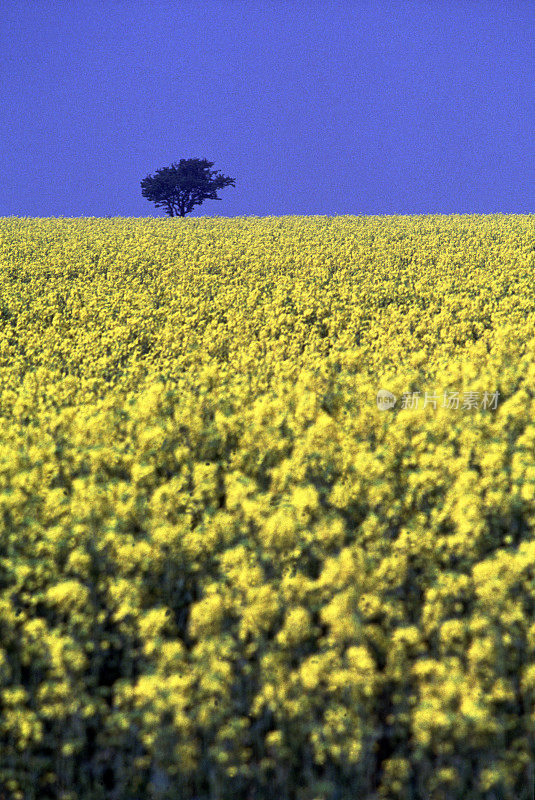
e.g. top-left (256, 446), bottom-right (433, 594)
top-left (1, 213), bottom-right (535, 799)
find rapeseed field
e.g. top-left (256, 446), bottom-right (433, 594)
top-left (1, 213), bottom-right (535, 800)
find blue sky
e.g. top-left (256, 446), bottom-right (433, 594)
top-left (1, 0), bottom-right (533, 219)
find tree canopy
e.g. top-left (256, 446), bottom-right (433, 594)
top-left (140, 158), bottom-right (236, 217)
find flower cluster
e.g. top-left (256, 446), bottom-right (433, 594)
top-left (0, 213), bottom-right (534, 799)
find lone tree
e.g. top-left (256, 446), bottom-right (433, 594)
top-left (140, 158), bottom-right (235, 218)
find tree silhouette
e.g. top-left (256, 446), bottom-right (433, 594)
top-left (140, 158), bottom-right (235, 218)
